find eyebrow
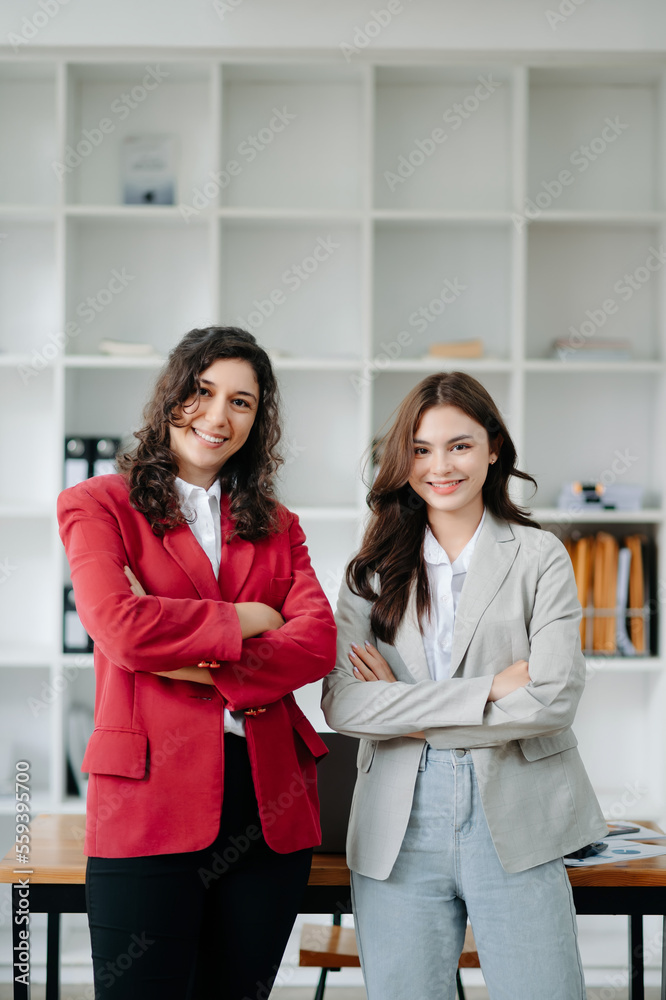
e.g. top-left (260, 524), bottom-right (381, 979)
top-left (413, 434), bottom-right (474, 446)
top-left (199, 378), bottom-right (258, 402)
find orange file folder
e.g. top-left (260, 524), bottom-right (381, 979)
top-left (572, 535), bottom-right (595, 650)
top-left (592, 532), bottom-right (618, 654)
top-left (624, 535), bottom-right (645, 653)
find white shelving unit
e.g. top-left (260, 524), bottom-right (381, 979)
top-left (0, 52), bottom-right (663, 849)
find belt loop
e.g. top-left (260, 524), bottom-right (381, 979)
top-left (418, 742), bottom-right (428, 772)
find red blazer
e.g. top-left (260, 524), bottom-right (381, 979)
top-left (57, 474), bottom-right (335, 859)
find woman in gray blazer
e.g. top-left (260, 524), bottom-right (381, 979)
top-left (322, 371), bottom-right (607, 1000)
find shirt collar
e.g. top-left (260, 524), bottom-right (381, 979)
top-left (423, 508), bottom-right (486, 571)
top-left (174, 476), bottom-right (221, 506)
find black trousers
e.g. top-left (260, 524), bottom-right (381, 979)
top-left (86, 734), bottom-right (313, 1000)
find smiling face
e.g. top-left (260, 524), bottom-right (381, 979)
top-left (408, 404), bottom-right (497, 524)
top-left (169, 357), bottom-right (259, 488)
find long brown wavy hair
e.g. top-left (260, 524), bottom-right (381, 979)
top-left (347, 371), bottom-right (540, 644)
top-left (117, 326), bottom-right (283, 539)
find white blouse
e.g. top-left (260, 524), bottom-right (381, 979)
top-left (174, 476), bottom-right (246, 737)
top-left (421, 509), bottom-right (486, 681)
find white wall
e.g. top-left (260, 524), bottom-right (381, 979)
top-left (1, 0), bottom-right (666, 53)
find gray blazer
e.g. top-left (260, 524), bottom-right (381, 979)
top-left (321, 511), bottom-right (607, 877)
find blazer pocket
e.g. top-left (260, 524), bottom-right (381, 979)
top-left (82, 727), bottom-right (148, 779)
top-left (357, 739), bottom-right (377, 773)
top-left (518, 729), bottom-right (578, 762)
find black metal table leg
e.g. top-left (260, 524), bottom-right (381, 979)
top-left (11, 885), bottom-right (30, 1000)
top-left (629, 913), bottom-right (644, 1000)
top-left (46, 912), bottom-right (60, 1000)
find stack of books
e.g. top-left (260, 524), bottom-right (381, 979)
top-left (427, 338), bottom-right (483, 359)
top-left (552, 338), bottom-right (633, 362)
top-left (564, 532), bottom-right (655, 655)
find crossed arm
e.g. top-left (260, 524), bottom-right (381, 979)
top-left (323, 534), bottom-right (584, 743)
top-left (123, 565), bottom-right (284, 685)
top-left (347, 638), bottom-right (530, 738)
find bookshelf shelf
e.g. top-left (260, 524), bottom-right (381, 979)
top-left (524, 360), bottom-right (666, 374)
top-left (584, 657), bottom-right (663, 674)
top-left (535, 508), bottom-right (664, 524)
top-left (0, 49), bottom-right (663, 834)
top-left (62, 354), bottom-right (164, 369)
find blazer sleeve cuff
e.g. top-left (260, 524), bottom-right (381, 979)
top-left (216, 606), bottom-right (243, 663)
top-left (485, 684), bottom-right (542, 721)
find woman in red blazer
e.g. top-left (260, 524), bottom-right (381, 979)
top-left (57, 326), bottom-right (336, 1000)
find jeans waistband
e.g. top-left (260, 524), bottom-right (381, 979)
top-left (418, 745), bottom-right (472, 770)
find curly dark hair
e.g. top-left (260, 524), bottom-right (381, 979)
top-left (117, 326), bottom-right (283, 539)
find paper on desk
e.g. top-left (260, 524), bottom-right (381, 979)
top-left (564, 839), bottom-right (666, 867)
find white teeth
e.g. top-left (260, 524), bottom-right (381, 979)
top-left (194, 428), bottom-right (225, 444)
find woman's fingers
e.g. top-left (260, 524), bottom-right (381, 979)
top-left (349, 641), bottom-right (397, 682)
top-left (124, 565), bottom-right (147, 597)
top-left (349, 647), bottom-right (375, 681)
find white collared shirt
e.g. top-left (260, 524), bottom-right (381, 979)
top-left (421, 509), bottom-right (486, 681)
top-left (174, 476), bottom-right (222, 578)
top-left (174, 476), bottom-right (245, 738)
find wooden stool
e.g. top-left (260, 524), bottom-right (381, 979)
top-left (300, 916), bottom-right (480, 1000)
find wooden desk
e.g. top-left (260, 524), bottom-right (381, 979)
top-left (2, 815), bottom-right (666, 1000)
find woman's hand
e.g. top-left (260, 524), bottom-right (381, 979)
top-left (124, 565), bottom-right (146, 597)
top-left (123, 567), bottom-right (214, 684)
top-left (235, 602), bottom-right (285, 638)
top-left (349, 640), bottom-right (397, 682)
top-left (487, 659), bottom-right (531, 703)
top-left (350, 641), bottom-right (425, 739)
top-left (154, 666), bottom-right (215, 685)
top-left (124, 568), bottom-right (284, 640)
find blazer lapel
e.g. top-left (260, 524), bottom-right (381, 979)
top-left (219, 534), bottom-right (255, 601)
top-left (450, 512), bottom-right (519, 676)
top-left (163, 525), bottom-right (222, 601)
top-left (394, 587), bottom-right (431, 682)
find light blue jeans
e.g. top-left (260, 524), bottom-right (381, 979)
top-left (351, 746), bottom-right (586, 1000)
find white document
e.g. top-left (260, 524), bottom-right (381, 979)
top-left (564, 838), bottom-right (666, 867)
